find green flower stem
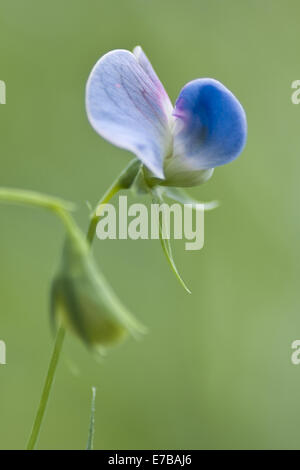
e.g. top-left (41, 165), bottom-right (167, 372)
top-left (0, 168), bottom-right (138, 449)
top-left (86, 158), bottom-right (141, 245)
top-left (0, 187), bottom-right (95, 450)
top-left (25, 184), bottom-right (116, 449)
top-left (25, 208), bottom-right (84, 450)
top-left (0, 188), bottom-right (79, 450)
top-left (0, 187), bottom-right (87, 250)
top-left (0, 187), bottom-right (75, 213)
top-left (26, 326), bottom-right (66, 450)
top-left (87, 182), bottom-right (121, 245)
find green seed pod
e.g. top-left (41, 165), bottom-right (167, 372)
top-left (51, 229), bottom-right (145, 352)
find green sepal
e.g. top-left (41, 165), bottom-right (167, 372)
top-left (87, 159), bottom-right (142, 245)
top-left (116, 158), bottom-right (142, 190)
top-left (130, 165), bottom-right (151, 196)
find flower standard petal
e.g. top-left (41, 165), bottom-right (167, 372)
top-left (164, 78), bottom-right (247, 186)
top-left (86, 49), bottom-right (173, 179)
top-left (133, 46), bottom-right (173, 117)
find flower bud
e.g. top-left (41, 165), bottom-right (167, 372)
top-left (51, 232), bottom-right (145, 351)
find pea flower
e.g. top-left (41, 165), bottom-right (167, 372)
top-left (86, 46), bottom-right (247, 187)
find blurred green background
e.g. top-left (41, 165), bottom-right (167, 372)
top-left (0, 0), bottom-right (299, 450)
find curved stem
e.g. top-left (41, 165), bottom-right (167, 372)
top-left (0, 187), bottom-right (86, 251)
top-left (0, 188), bottom-right (75, 213)
top-left (25, 208), bottom-right (87, 450)
top-left (25, 204), bottom-right (98, 450)
top-left (0, 188), bottom-right (80, 450)
top-left (26, 326), bottom-right (66, 450)
top-left (10, 162), bottom-right (138, 449)
top-left (87, 158), bottom-right (141, 245)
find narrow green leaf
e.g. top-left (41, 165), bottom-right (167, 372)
top-left (152, 190), bottom-right (191, 294)
top-left (164, 187), bottom-right (219, 211)
top-left (86, 387), bottom-right (97, 450)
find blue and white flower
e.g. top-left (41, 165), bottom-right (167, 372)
top-left (86, 46), bottom-right (247, 187)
